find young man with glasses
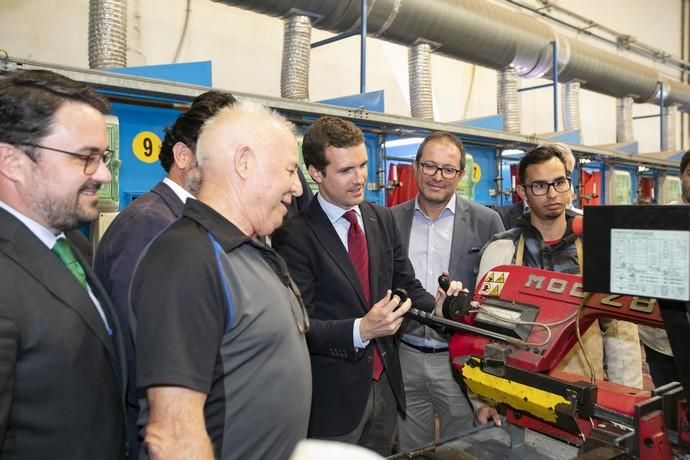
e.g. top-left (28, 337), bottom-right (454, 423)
top-left (390, 132), bottom-right (503, 451)
top-left (477, 145), bottom-right (643, 388)
top-left (0, 69), bottom-right (127, 458)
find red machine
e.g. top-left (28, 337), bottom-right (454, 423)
top-left (425, 265), bottom-right (689, 459)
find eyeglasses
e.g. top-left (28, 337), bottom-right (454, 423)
top-left (19, 143), bottom-right (113, 175)
top-left (524, 177), bottom-right (572, 196)
top-left (418, 161), bottom-right (462, 179)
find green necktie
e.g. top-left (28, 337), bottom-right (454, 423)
top-left (52, 237), bottom-right (87, 288)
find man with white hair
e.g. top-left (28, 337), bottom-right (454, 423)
top-left (131, 102), bottom-right (311, 460)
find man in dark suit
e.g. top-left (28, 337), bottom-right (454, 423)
top-left (272, 116), bottom-right (461, 456)
top-left (391, 132), bottom-right (503, 450)
top-left (494, 200), bottom-right (524, 230)
top-left (0, 69), bottom-right (127, 458)
top-left (94, 90), bottom-right (237, 454)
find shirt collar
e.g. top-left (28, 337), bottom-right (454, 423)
top-left (414, 193), bottom-right (456, 220)
top-left (163, 177), bottom-right (194, 203)
top-left (0, 200), bottom-right (63, 248)
top-left (317, 193), bottom-right (362, 224)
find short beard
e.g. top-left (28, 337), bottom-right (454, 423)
top-left (31, 183), bottom-right (100, 231)
top-left (185, 167), bottom-right (202, 197)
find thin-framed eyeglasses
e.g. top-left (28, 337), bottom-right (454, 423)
top-left (418, 161), bottom-right (462, 180)
top-left (19, 143), bottom-right (113, 175)
top-left (523, 177), bottom-right (572, 196)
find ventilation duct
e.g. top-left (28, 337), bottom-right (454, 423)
top-left (562, 81), bottom-right (581, 131)
top-left (408, 42), bottom-right (434, 120)
top-left (213, 0), bottom-right (690, 112)
top-left (616, 96), bottom-right (635, 144)
top-left (662, 104), bottom-right (679, 151)
top-left (88, 0), bottom-right (127, 69)
top-left (497, 67), bottom-right (520, 133)
top-left (281, 14), bottom-right (312, 100)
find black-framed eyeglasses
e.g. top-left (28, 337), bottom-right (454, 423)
top-left (418, 161), bottom-right (462, 179)
top-left (524, 177), bottom-right (572, 196)
top-left (19, 143), bottom-right (113, 175)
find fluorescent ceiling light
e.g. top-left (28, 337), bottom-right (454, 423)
top-left (502, 149), bottom-right (525, 156)
top-left (385, 137), bottom-right (425, 148)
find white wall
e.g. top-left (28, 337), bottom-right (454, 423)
top-left (0, 0), bottom-right (683, 152)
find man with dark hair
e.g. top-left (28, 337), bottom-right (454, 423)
top-left (478, 145), bottom-right (642, 387)
top-left (132, 102), bottom-right (310, 460)
top-left (495, 142), bottom-right (580, 230)
top-left (94, 90), bottom-right (237, 454)
top-left (0, 69), bottom-right (127, 458)
top-left (272, 116), bottom-right (462, 455)
top-left (391, 132), bottom-right (503, 450)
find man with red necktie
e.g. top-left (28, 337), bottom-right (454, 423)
top-left (273, 116), bottom-right (461, 456)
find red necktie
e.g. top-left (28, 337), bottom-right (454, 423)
top-left (343, 210), bottom-right (384, 380)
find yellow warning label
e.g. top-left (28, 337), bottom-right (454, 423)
top-left (132, 131), bottom-right (162, 164)
top-left (496, 273), bottom-right (505, 283)
top-left (485, 272), bottom-right (494, 283)
top-left (472, 163), bottom-right (482, 182)
top-left (489, 285), bottom-right (500, 296)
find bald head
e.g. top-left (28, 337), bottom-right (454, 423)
top-left (195, 101), bottom-right (302, 237)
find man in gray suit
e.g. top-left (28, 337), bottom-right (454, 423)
top-left (391, 132), bottom-right (503, 450)
top-left (0, 69), bottom-right (126, 458)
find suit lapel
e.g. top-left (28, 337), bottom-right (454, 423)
top-left (398, 200), bottom-right (414, 249)
top-left (448, 195), bottom-right (468, 276)
top-left (0, 210), bottom-right (121, 384)
top-left (152, 181), bottom-right (185, 217)
top-left (78, 249), bottom-right (127, 391)
top-left (307, 199), bottom-right (369, 311)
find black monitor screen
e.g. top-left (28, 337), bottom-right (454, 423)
top-left (582, 205), bottom-right (690, 301)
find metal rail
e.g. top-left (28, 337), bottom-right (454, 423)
top-left (1, 56), bottom-right (680, 171)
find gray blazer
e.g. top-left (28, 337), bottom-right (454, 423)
top-left (391, 194), bottom-right (504, 340)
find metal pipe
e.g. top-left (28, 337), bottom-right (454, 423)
top-left (616, 97), bottom-right (635, 143)
top-left (360, 0), bottom-right (367, 94)
top-left (213, 0), bottom-right (690, 112)
top-left (663, 104), bottom-right (678, 151)
top-left (408, 42), bottom-right (434, 119)
top-left (552, 41), bottom-right (559, 132)
top-left (660, 82), bottom-right (666, 151)
top-left (281, 14), bottom-right (312, 100)
top-left (88, 0), bottom-right (127, 69)
top-left (497, 66), bottom-right (520, 133)
top-left (562, 81), bottom-right (581, 131)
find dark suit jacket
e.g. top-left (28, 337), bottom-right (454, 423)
top-left (494, 201), bottom-right (525, 230)
top-left (0, 208), bottom-right (127, 459)
top-left (272, 198), bottom-right (434, 437)
top-left (94, 180), bottom-right (184, 453)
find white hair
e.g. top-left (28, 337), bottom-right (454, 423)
top-left (196, 100), bottom-right (295, 167)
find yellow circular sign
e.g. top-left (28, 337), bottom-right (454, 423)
top-left (132, 131), bottom-right (161, 164)
top-left (472, 163), bottom-right (482, 182)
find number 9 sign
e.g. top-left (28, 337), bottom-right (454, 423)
top-left (132, 131), bottom-right (162, 164)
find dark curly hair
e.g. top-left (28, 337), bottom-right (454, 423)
top-left (301, 116), bottom-right (364, 173)
top-left (158, 90), bottom-right (237, 172)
